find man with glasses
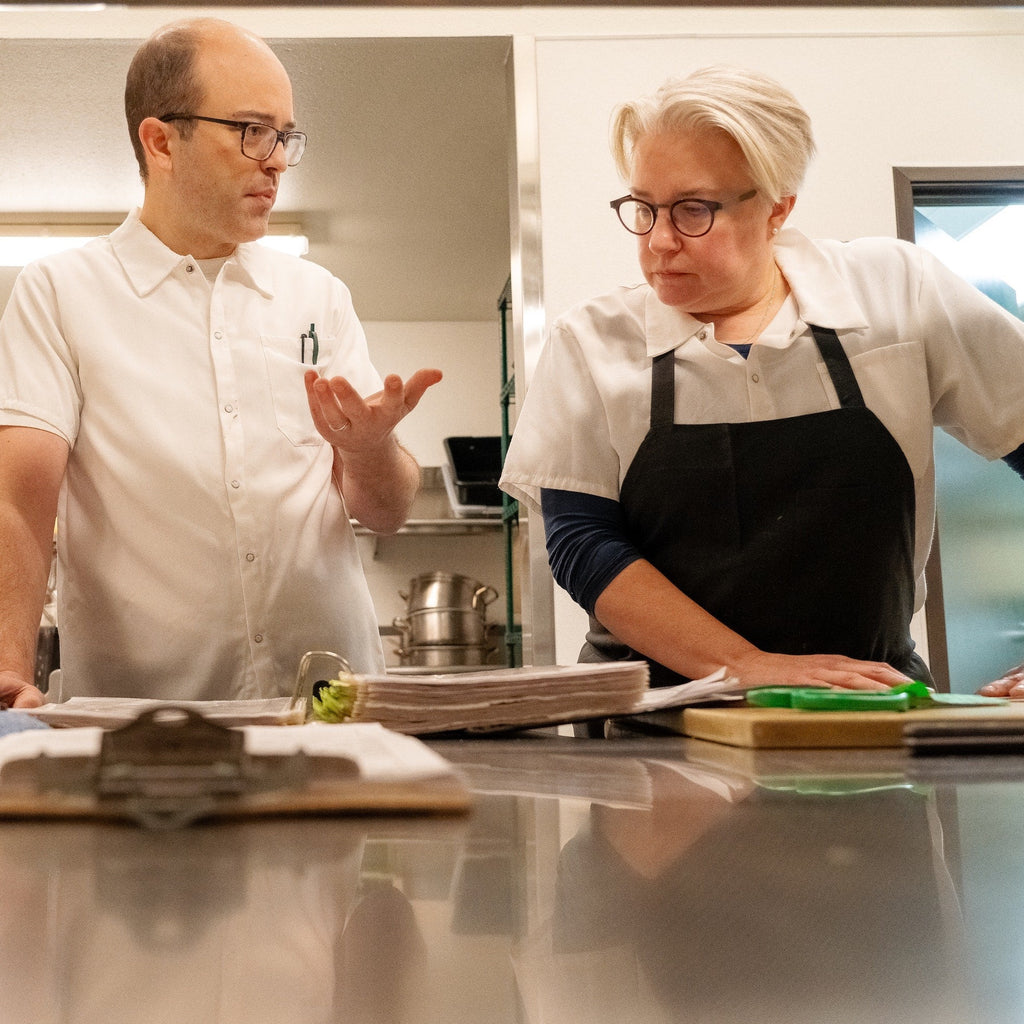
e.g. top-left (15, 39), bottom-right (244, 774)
top-left (0, 18), bottom-right (441, 708)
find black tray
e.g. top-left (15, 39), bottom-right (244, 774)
top-left (444, 436), bottom-right (503, 506)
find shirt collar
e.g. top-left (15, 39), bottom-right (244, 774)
top-left (231, 240), bottom-right (277, 298)
top-left (772, 228), bottom-right (869, 331)
top-left (641, 226), bottom-right (870, 356)
top-left (110, 209), bottom-right (275, 298)
top-left (644, 292), bottom-right (708, 358)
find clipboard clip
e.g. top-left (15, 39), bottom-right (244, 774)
top-left (32, 706), bottom-right (312, 829)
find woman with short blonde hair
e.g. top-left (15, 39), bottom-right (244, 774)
top-left (501, 65), bottom-right (1024, 701)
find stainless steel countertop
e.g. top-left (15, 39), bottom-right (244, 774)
top-left (3, 728), bottom-right (1024, 1023)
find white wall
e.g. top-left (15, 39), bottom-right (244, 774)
top-left (534, 15), bottom-right (1024, 322)
top-left (524, 8), bottom-right (1024, 663)
top-left (362, 320), bottom-right (502, 468)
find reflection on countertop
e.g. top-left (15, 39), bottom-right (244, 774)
top-left (6, 732), bottom-right (1024, 1023)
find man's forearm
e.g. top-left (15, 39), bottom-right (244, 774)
top-left (0, 427), bottom-right (66, 704)
top-left (0, 505), bottom-right (52, 685)
top-left (333, 437), bottom-right (421, 535)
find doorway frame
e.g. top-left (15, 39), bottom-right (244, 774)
top-left (892, 165), bottom-right (1024, 691)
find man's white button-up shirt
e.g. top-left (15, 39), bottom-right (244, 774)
top-left (0, 210), bottom-right (387, 699)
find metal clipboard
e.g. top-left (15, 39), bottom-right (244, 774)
top-left (0, 707), bottom-right (326, 828)
top-left (0, 706), bottom-right (469, 828)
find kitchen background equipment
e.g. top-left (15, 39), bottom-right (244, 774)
top-left (393, 572), bottom-right (500, 670)
top-left (394, 607), bottom-right (489, 647)
top-left (443, 436), bottom-right (503, 507)
top-left (392, 642), bottom-right (498, 669)
top-left (442, 437), bottom-right (504, 519)
top-left (400, 572), bottom-right (498, 615)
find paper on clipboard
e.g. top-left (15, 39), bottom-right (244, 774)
top-left (23, 695), bottom-right (303, 730)
top-left (0, 719), bottom-right (471, 825)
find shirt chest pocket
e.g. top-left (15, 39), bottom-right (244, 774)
top-left (260, 334), bottom-right (331, 447)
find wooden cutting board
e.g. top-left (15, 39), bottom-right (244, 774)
top-left (666, 702), bottom-right (1024, 749)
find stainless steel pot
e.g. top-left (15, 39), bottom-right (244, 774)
top-left (393, 606), bottom-right (488, 646)
top-left (396, 642), bottom-right (496, 668)
top-left (399, 572), bottom-right (498, 614)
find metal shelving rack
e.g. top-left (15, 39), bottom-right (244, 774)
top-left (498, 278), bottom-right (522, 667)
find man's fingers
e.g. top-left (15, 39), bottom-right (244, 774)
top-left (402, 368), bottom-right (443, 411)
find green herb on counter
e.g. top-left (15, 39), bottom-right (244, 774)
top-left (311, 678), bottom-right (357, 723)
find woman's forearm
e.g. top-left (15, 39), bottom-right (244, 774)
top-left (593, 559), bottom-right (909, 691)
top-left (592, 558), bottom-right (759, 680)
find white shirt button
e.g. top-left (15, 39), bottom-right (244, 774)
top-left (254, 634), bottom-right (264, 644)
top-left (231, 480), bottom-right (240, 489)
top-left (214, 330), bottom-right (223, 340)
top-left (246, 552), bottom-right (256, 562)
top-left (751, 373), bottom-right (760, 383)
top-left (185, 264), bottom-right (195, 274)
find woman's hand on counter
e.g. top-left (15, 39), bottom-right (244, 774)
top-left (0, 670), bottom-right (44, 709)
top-left (728, 651), bottom-right (909, 692)
top-left (594, 560), bottom-right (908, 692)
top-left (978, 664), bottom-right (1024, 699)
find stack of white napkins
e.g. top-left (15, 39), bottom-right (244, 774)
top-left (308, 662), bottom-right (739, 734)
top-left (20, 663), bottom-right (739, 735)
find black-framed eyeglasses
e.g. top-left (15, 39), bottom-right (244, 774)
top-left (610, 189), bottom-right (757, 238)
top-left (158, 114), bottom-right (307, 166)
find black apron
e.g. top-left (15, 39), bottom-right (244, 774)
top-left (581, 325), bottom-right (930, 686)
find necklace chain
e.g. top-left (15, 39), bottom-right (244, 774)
top-left (737, 264), bottom-right (779, 346)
